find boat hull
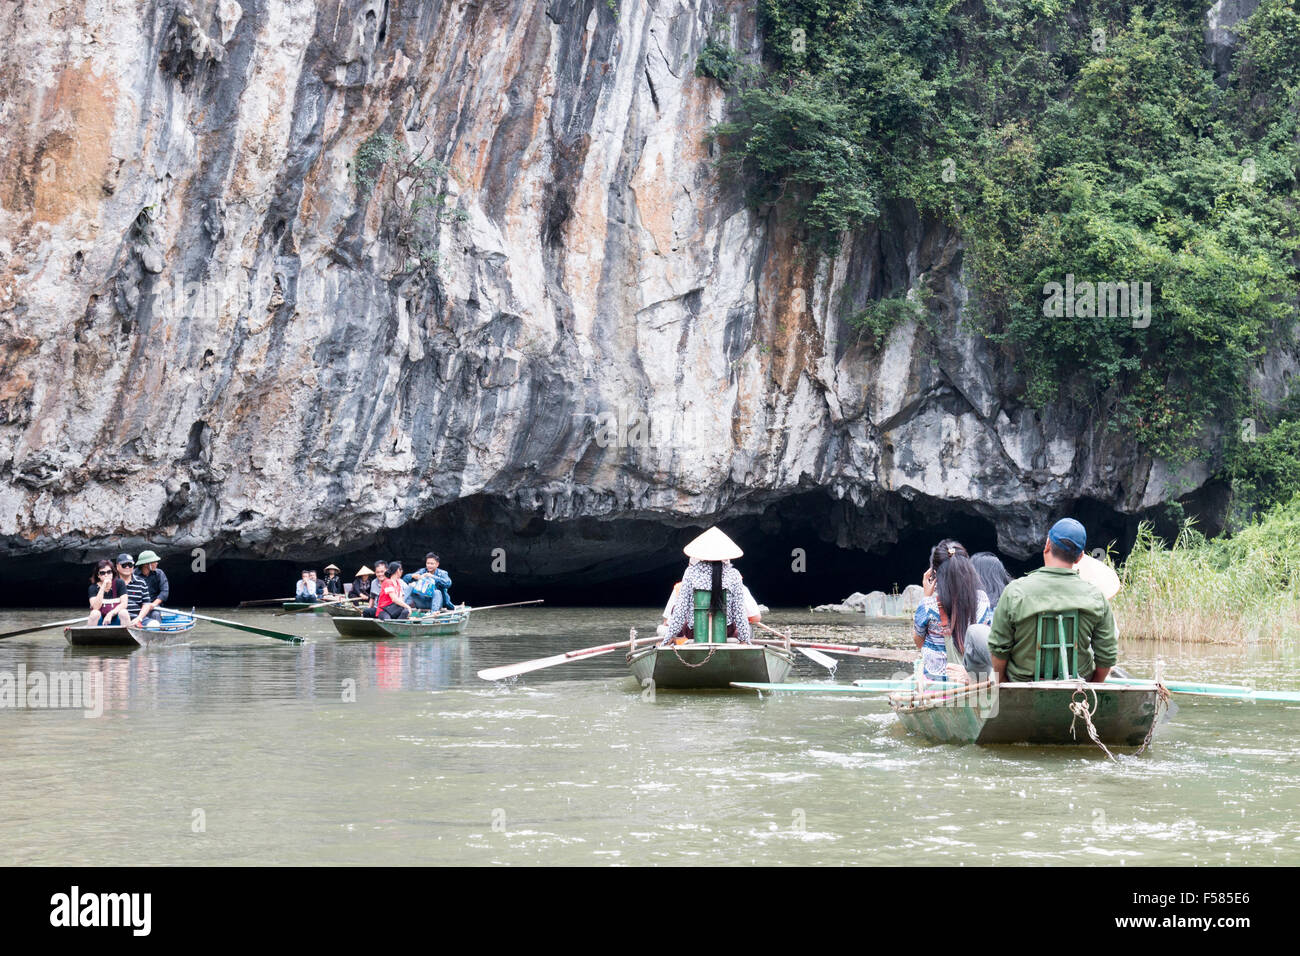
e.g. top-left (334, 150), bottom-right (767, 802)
top-left (627, 642), bottom-right (795, 689)
top-left (891, 680), bottom-right (1163, 747)
top-left (281, 602), bottom-right (334, 614)
top-left (331, 616), bottom-right (391, 638)
top-left (64, 612), bottom-right (197, 648)
top-left (374, 610), bottom-right (471, 639)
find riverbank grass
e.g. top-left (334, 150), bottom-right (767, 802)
top-left (1114, 496), bottom-right (1300, 644)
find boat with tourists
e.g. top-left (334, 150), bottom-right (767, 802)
top-left (375, 608), bottom-right (472, 638)
top-left (63, 609), bottom-right (198, 648)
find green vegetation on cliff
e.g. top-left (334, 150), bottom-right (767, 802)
top-left (706, 0), bottom-right (1300, 468)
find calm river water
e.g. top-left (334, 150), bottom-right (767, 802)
top-left (1, 607), bottom-right (1297, 865)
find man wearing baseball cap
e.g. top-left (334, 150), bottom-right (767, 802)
top-left (985, 518), bottom-right (1118, 683)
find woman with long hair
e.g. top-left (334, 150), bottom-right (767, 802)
top-left (971, 551), bottom-right (1012, 610)
top-left (87, 558), bottom-right (128, 627)
top-left (912, 539), bottom-right (992, 682)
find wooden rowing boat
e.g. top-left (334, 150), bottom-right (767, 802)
top-left (64, 611), bottom-right (197, 648)
top-left (331, 615), bottom-right (389, 638)
top-left (129, 611), bottom-right (198, 648)
top-left (321, 602), bottom-right (363, 618)
top-left (627, 641), bottom-right (795, 689)
top-left (888, 679), bottom-right (1166, 747)
top-left (374, 609), bottom-right (471, 639)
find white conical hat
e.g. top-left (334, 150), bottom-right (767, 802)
top-left (683, 527), bottom-right (743, 561)
top-left (1075, 552), bottom-right (1120, 599)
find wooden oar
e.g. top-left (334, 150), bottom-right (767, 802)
top-left (462, 599), bottom-right (544, 613)
top-left (164, 608), bottom-right (304, 644)
top-left (237, 597), bottom-right (298, 608)
top-left (732, 680), bottom-right (915, 694)
top-left (0, 616), bottom-right (93, 641)
top-left (753, 627), bottom-right (917, 663)
top-left (1105, 676), bottom-right (1300, 703)
top-left (478, 630), bottom-right (656, 681)
top-left (796, 646), bottom-right (839, 673)
top-left (274, 596), bottom-right (367, 616)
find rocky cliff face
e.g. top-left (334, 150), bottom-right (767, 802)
top-left (0, 0), bottom-right (1275, 592)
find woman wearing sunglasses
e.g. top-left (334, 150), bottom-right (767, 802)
top-left (87, 558), bottom-right (129, 627)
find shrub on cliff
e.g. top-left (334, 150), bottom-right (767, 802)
top-left (709, 0), bottom-right (1300, 463)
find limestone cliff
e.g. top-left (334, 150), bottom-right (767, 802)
top-left (0, 0), bottom-right (1278, 591)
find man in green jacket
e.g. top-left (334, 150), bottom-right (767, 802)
top-left (983, 518), bottom-right (1118, 683)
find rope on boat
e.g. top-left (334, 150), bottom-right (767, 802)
top-left (1133, 683), bottom-right (1171, 757)
top-left (1068, 683), bottom-right (1116, 762)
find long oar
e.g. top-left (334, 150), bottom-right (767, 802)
top-left (164, 608), bottom-right (303, 644)
top-left (237, 597), bottom-right (298, 608)
top-left (478, 630), bottom-right (656, 681)
top-left (1105, 676), bottom-right (1300, 703)
top-left (0, 616), bottom-right (93, 641)
top-left (275, 596), bottom-right (367, 616)
top-left (462, 599), bottom-right (544, 613)
top-left (753, 622), bottom-right (916, 663)
top-left (796, 646), bottom-right (839, 673)
top-left (732, 680), bottom-right (915, 694)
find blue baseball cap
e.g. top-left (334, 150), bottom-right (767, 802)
top-left (1048, 518), bottom-right (1087, 555)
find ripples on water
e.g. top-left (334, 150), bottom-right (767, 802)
top-left (1, 608), bottom-right (1297, 865)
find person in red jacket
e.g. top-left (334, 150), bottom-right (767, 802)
top-left (375, 561), bottom-right (412, 621)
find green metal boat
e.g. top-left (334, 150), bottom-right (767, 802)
top-left (280, 601), bottom-right (331, 614)
top-left (374, 609), bottom-right (471, 639)
top-left (628, 641), bottom-right (794, 689)
top-left (629, 589), bottom-right (794, 689)
top-left (331, 615), bottom-right (389, 638)
top-left (889, 679), bottom-right (1165, 747)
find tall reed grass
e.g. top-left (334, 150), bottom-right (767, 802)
top-left (1113, 496), bottom-right (1300, 643)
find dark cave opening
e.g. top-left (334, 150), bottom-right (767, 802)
top-left (0, 486), bottom-right (1185, 611)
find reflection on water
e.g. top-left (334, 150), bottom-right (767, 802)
top-left (1, 607), bottom-right (1297, 865)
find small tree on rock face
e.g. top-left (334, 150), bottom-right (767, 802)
top-left (352, 131), bottom-right (470, 283)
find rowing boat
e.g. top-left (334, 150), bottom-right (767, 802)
top-left (321, 602), bottom-right (363, 618)
top-left (627, 641), bottom-right (795, 689)
top-left (331, 616), bottom-right (389, 638)
top-left (129, 611), bottom-right (198, 648)
top-left (888, 678), bottom-right (1166, 747)
top-left (64, 611), bottom-right (197, 648)
top-left (374, 609), bottom-right (471, 639)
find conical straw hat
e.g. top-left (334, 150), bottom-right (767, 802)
top-left (355, 566), bottom-right (374, 577)
top-left (324, 563), bottom-right (340, 572)
top-left (1075, 553), bottom-right (1120, 599)
top-left (683, 527), bottom-right (743, 561)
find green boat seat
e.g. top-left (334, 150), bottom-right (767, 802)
top-left (692, 589), bottom-right (729, 644)
top-left (1034, 610), bottom-right (1081, 680)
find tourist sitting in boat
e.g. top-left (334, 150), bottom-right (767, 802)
top-left (359, 560), bottom-right (389, 616)
top-left (136, 550), bottom-right (169, 611)
top-left (405, 553), bottom-right (454, 611)
top-left (87, 558), bottom-right (128, 626)
top-left (971, 552), bottom-right (1011, 610)
top-left (295, 571), bottom-right (317, 602)
top-left (116, 553), bottom-right (160, 628)
top-left (348, 566), bottom-right (374, 600)
top-left (321, 564), bottom-right (345, 599)
top-left (660, 528), bottom-right (753, 645)
top-left (913, 540), bottom-right (993, 683)
top-left (986, 518), bottom-right (1118, 683)
top-left (375, 561), bottom-right (412, 620)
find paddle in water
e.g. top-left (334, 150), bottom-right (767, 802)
top-left (478, 628), bottom-right (656, 681)
top-left (0, 617), bottom-right (95, 641)
top-left (162, 608), bottom-right (304, 644)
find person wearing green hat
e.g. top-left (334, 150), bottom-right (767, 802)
top-left (135, 550), bottom-right (169, 626)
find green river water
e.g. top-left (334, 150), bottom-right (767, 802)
top-left (1, 607), bottom-right (1297, 865)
